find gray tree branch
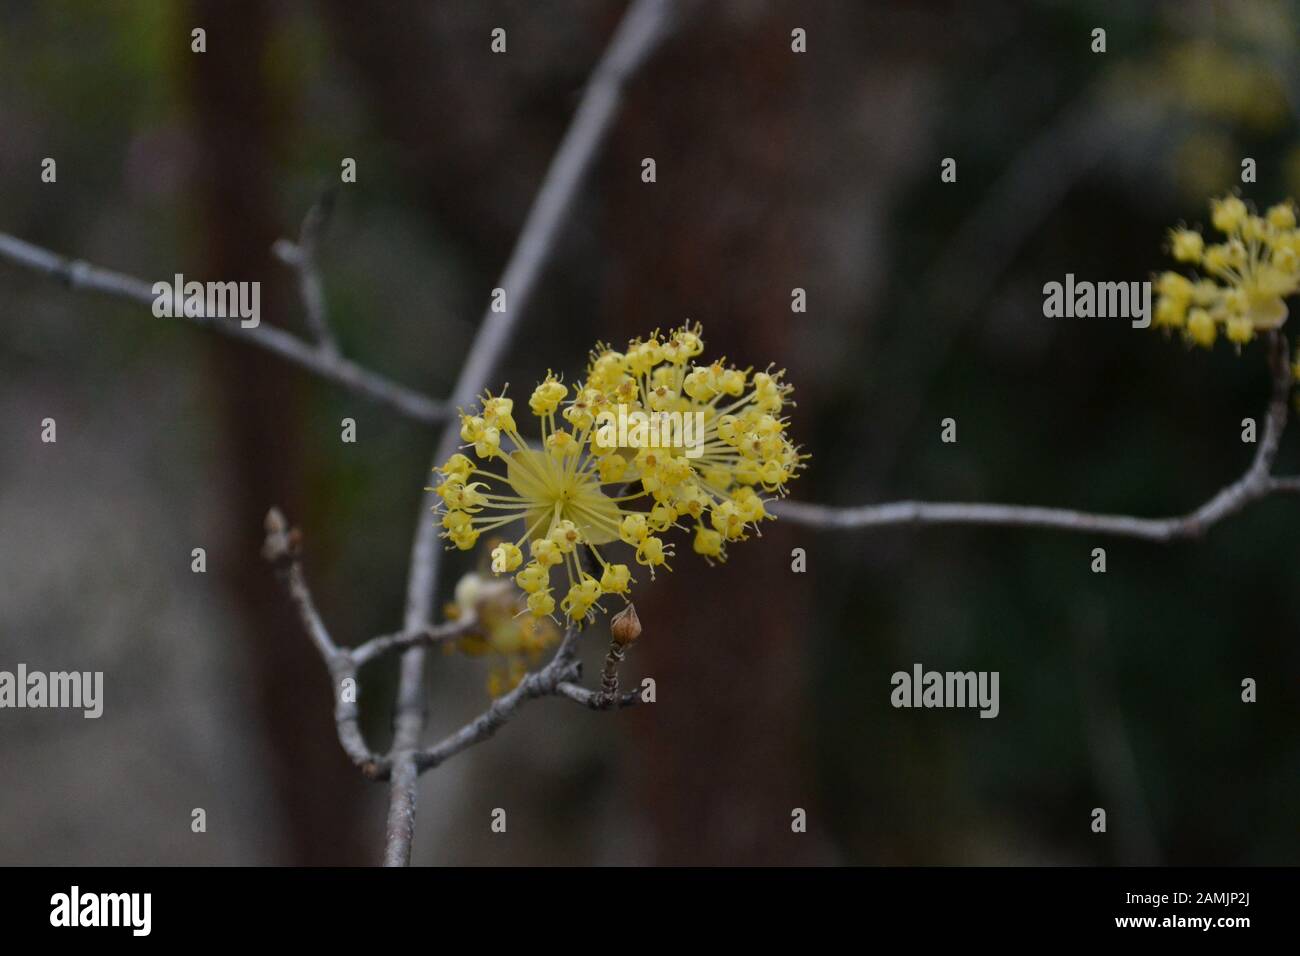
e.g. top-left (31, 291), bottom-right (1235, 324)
top-left (262, 507), bottom-right (485, 779)
top-left (260, 513), bottom-right (640, 787)
top-left (272, 188), bottom-right (340, 356)
top-left (412, 625), bottom-right (639, 772)
top-left (262, 508), bottom-right (382, 776)
top-left (0, 231), bottom-right (447, 423)
top-left (774, 334), bottom-right (1296, 541)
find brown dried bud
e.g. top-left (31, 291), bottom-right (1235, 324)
top-left (610, 602), bottom-right (641, 646)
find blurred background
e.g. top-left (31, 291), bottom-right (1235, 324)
top-left (2, 0), bottom-right (1299, 865)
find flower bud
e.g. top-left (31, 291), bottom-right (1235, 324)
top-left (610, 602), bottom-right (642, 646)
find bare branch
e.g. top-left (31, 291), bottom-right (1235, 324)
top-left (775, 334), bottom-right (1296, 542)
top-left (1269, 476), bottom-right (1300, 494)
top-left (385, 0), bottom-right (678, 866)
top-left (382, 661), bottom-right (425, 866)
top-left (273, 189), bottom-right (340, 356)
top-left (0, 231), bottom-right (448, 423)
top-left (412, 624), bottom-right (640, 771)
top-left (382, 758), bottom-right (419, 866)
top-left (556, 681), bottom-right (641, 710)
top-left (413, 659), bottom-right (578, 772)
top-left (261, 508), bottom-right (384, 778)
top-left (261, 506), bottom-right (505, 786)
top-left (256, 555), bottom-right (633, 787)
top-left (350, 616), bottom-right (479, 669)
top-left (598, 640), bottom-right (629, 701)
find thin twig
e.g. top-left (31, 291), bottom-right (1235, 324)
top-left (259, 551), bottom-right (635, 783)
top-left (593, 601), bottom-right (641, 707)
top-left (351, 616), bottom-right (478, 668)
top-left (557, 681), bottom-right (641, 710)
top-left (384, 0), bottom-right (678, 866)
top-left (413, 626), bottom-right (582, 771)
top-left (0, 231), bottom-right (447, 423)
top-left (261, 508), bottom-right (383, 777)
top-left (273, 188), bottom-right (340, 356)
top-left (411, 624), bottom-right (636, 770)
top-left (599, 642), bottom-right (627, 700)
top-left (775, 334), bottom-right (1295, 541)
top-left (262, 507), bottom-right (495, 781)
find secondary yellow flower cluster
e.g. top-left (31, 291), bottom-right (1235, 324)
top-left (1154, 195), bottom-right (1300, 348)
top-left (430, 324), bottom-right (806, 623)
top-left (1158, 42), bottom-right (1289, 132)
top-left (444, 572), bottom-right (560, 696)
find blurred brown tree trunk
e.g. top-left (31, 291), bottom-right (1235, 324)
top-left (185, 0), bottom-right (368, 864)
top-left (600, 5), bottom-right (819, 865)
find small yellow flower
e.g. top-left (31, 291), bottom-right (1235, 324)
top-left (527, 589), bottom-right (556, 618)
top-left (1211, 195), bottom-right (1248, 233)
top-left (529, 374), bottom-right (568, 416)
top-left (1170, 228), bottom-right (1204, 263)
top-left (1187, 308), bottom-right (1216, 347)
top-left (514, 563), bottom-right (548, 593)
top-left (634, 534), bottom-right (672, 574)
top-left (1268, 202), bottom-right (1297, 231)
top-left (490, 542), bottom-right (523, 573)
top-left (693, 526), bottom-right (724, 561)
top-left (529, 537), bottom-right (564, 568)
top-left (598, 562), bottom-right (632, 594)
top-left (619, 513), bottom-right (649, 545)
top-left (1226, 315), bottom-right (1254, 344)
top-left (560, 574), bottom-right (603, 621)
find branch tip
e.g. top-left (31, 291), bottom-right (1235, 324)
top-left (261, 506), bottom-right (301, 563)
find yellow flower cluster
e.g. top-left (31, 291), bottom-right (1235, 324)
top-left (1154, 195), bottom-right (1300, 348)
top-left (1159, 42), bottom-right (1289, 132)
top-left (444, 572), bottom-right (561, 697)
top-left (430, 324), bottom-right (806, 623)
